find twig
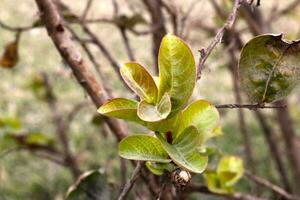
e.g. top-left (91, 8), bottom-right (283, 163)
top-left (245, 171), bottom-right (300, 200)
top-left (0, 20), bottom-right (35, 32)
top-left (81, 0), bottom-right (93, 21)
top-left (196, 0), bottom-right (241, 80)
top-left (215, 103), bottom-right (286, 110)
top-left (42, 72), bottom-right (81, 177)
top-left (118, 162), bottom-right (143, 200)
top-left (187, 184), bottom-right (269, 200)
top-left (34, 0), bottom-right (128, 141)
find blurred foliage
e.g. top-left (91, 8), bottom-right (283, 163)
top-left (0, 0), bottom-right (300, 199)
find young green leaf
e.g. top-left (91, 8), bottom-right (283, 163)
top-left (66, 170), bottom-right (111, 200)
top-left (158, 34), bottom-right (196, 115)
top-left (120, 62), bottom-right (158, 103)
top-left (156, 126), bottom-right (208, 173)
top-left (239, 34), bottom-right (300, 103)
top-left (119, 135), bottom-right (171, 163)
top-left (145, 162), bottom-right (175, 176)
top-left (204, 171), bottom-right (232, 194)
top-left (176, 100), bottom-right (219, 142)
top-left (217, 156), bottom-right (244, 187)
top-left (98, 98), bottom-right (144, 124)
top-left (137, 93), bottom-right (171, 122)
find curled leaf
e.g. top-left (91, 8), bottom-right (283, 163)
top-left (137, 93), bottom-right (171, 122)
top-left (98, 98), bottom-right (144, 124)
top-left (120, 62), bottom-right (158, 103)
top-left (0, 41), bottom-right (19, 68)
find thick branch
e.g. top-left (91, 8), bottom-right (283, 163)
top-left (34, 0), bottom-right (127, 141)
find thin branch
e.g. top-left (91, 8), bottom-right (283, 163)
top-left (0, 20), bottom-right (35, 32)
top-left (196, 0), bottom-right (241, 80)
top-left (34, 0), bottom-right (128, 142)
top-left (245, 171), bottom-right (300, 200)
top-left (187, 184), bottom-right (269, 200)
top-left (215, 103), bottom-right (286, 110)
top-left (118, 162), bottom-right (143, 200)
top-left (81, 0), bottom-right (93, 21)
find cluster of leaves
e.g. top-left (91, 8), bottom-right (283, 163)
top-left (98, 34), bottom-right (221, 174)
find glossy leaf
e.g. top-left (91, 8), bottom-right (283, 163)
top-left (119, 135), bottom-right (171, 163)
top-left (66, 170), bottom-right (111, 200)
top-left (156, 126), bottom-right (208, 173)
top-left (137, 93), bottom-right (171, 122)
top-left (98, 98), bottom-right (144, 124)
top-left (239, 34), bottom-right (300, 103)
top-left (0, 41), bottom-right (19, 68)
top-left (120, 62), bottom-right (158, 103)
top-left (158, 34), bottom-right (196, 115)
top-left (217, 156), bottom-right (244, 187)
top-left (176, 100), bottom-right (219, 142)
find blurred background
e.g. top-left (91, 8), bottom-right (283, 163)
top-left (1, 0), bottom-right (300, 199)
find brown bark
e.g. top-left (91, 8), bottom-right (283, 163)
top-left (34, 0), bottom-right (127, 141)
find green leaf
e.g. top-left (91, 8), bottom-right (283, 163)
top-left (146, 114), bottom-right (180, 133)
top-left (120, 62), bottom-right (158, 103)
top-left (0, 116), bottom-right (21, 130)
top-left (217, 156), bottom-right (244, 187)
top-left (145, 162), bottom-right (175, 176)
top-left (158, 34), bottom-right (196, 115)
top-left (119, 135), bottom-right (171, 163)
top-left (98, 98), bottom-right (144, 124)
top-left (66, 170), bottom-right (111, 200)
top-left (137, 93), bottom-right (171, 122)
top-left (204, 171), bottom-right (232, 194)
top-left (156, 126), bottom-right (208, 173)
top-left (239, 34), bottom-right (300, 103)
top-left (176, 100), bottom-right (219, 142)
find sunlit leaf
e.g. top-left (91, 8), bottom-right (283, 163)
top-left (137, 93), bottom-right (171, 122)
top-left (98, 98), bottom-right (144, 124)
top-left (156, 126), bottom-right (208, 173)
top-left (0, 41), bottom-right (19, 68)
top-left (217, 156), bottom-right (244, 187)
top-left (146, 114), bottom-right (180, 133)
top-left (120, 62), bottom-right (157, 103)
top-left (176, 100), bottom-right (219, 142)
top-left (119, 135), bottom-right (171, 163)
top-left (158, 34), bottom-right (196, 115)
top-left (239, 34), bottom-right (300, 103)
top-left (66, 170), bottom-right (111, 200)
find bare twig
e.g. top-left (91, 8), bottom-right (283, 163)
top-left (34, 0), bottom-right (128, 142)
top-left (245, 171), bottom-right (300, 200)
top-left (187, 184), bottom-right (269, 200)
top-left (118, 162), bottom-right (143, 200)
top-left (81, 0), bottom-right (93, 21)
top-left (0, 20), bottom-right (35, 32)
top-left (196, 0), bottom-right (241, 80)
top-left (215, 103), bottom-right (286, 110)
